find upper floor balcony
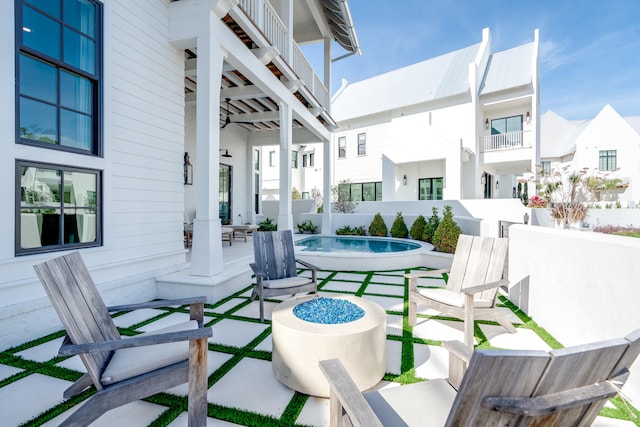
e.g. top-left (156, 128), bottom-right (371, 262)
top-left (236, 0), bottom-right (330, 110)
top-left (481, 130), bottom-right (532, 152)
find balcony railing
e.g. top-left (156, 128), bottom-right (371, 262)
top-left (237, 0), bottom-right (329, 109)
top-left (481, 131), bottom-right (530, 152)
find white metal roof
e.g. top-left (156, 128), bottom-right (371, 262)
top-left (480, 42), bottom-right (535, 95)
top-left (332, 43), bottom-right (481, 122)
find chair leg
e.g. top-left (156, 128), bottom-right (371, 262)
top-left (63, 373), bottom-right (93, 398)
top-left (408, 277), bottom-right (418, 326)
top-left (188, 338), bottom-right (208, 427)
top-left (258, 280), bottom-right (265, 322)
top-left (464, 294), bottom-right (475, 348)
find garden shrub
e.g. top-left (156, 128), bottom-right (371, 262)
top-left (422, 207), bottom-right (440, 243)
top-left (368, 213), bottom-right (388, 237)
top-left (409, 215), bottom-right (426, 240)
top-left (432, 205), bottom-right (461, 253)
top-left (257, 217), bottom-right (277, 231)
top-left (390, 211), bottom-right (408, 238)
top-left (335, 225), bottom-right (366, 236)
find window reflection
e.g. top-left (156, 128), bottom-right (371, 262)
top-left (23, 5), bottom-right (61, 60)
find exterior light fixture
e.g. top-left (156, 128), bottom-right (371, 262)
top-left (480, 173), bottom-right (486, 185)
top-left (184, 152), bottom-right (193, 185)
top-left (526, 111), bottom-right (531, 125)
top-left (402, 174), bottom-right (407, 186)
top-left (485, 118), bottom-right (489, 130)
top-left (219, 149), bottom-right (232, 158)
top-left (496, 180), bottom-right (499, 189)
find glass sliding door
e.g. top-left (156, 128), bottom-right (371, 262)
top-left (418, 177), bottom-right (443, 200)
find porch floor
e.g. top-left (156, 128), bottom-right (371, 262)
top-left (1, 249), bottom-right (637, 426)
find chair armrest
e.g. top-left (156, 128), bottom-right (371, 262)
top-left (404, 268), bottom-right (450, 279)
top-left (462, 279), bottom-right (509, 295)
top-left (107, 296), bottom-right (207, 313)
top-left (482, 371), bottom-right (628, 416)
top-left (319, 359), bottom-right (384, 427)
top-left (296, 258), bottom-right (320, 271)
top-left (250, 263), bottom-right (266, 278)
top-left (443, 340), bottom-right (473, 364)
top-left (58, 327), bottom-right (213, 357)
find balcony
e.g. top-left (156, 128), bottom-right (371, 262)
top-left (481, 130), bottom-right (532, 152)
top-left (236, 0), bottom-right (330, 110)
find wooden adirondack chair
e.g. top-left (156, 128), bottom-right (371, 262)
top-left (406, 234), bottom-right (514, 346)
top-left (320, 329), bottom-right (640, 427)
top-left (33, 251), bottom-right (213, 427)
top-left (250, 230), bottom-right (319, 322)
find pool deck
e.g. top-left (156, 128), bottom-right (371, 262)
top-left (1, 236), bottom-right (638, 426)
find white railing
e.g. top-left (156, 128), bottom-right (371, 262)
top-left (237, 0), bottom-right (329, 110)
top-left (481, 131), bottom-right (528, 152)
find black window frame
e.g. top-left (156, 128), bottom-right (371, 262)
top-left (16, 159), bottom-right (102, 255)
top-left (302, 154), bottom-right (308, 167)
top-left (15, 0), bottom-right (104, 157)
top-left (291, 150), bottom-right (298, 169)
top-left (599, 150), bottom-right (617, 171)
top-left (419, 177), bottom-right (444, 200)
top-left (491, 115), bottom-right (523, 135)
top-left (342, 181), bottom-right (382, 201)
top-left (357, 133), bottom-right (366, 155)
top-left (309, 152), bottom-right (314, 167)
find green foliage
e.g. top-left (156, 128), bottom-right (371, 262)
top-left (432, 205), bottom-right (461, 254)
top-left (257, 217), bottom-right (277, 231)
top-left (422, 207), bottom-right (440, 243)
top-left (291, 187), bottom-right (301, 200)
top-left (335, 225), bottom-right (367, 235)
top-left (390, 211), bottom-right (408, 238)
top-left (522, 182), bottom-right (529, 205)
top-left (331, 179), bottom-right (357, 213)
top-left (368, 213), bottom-right (388, 237)
top-left (296, 220), bottom-right (319, 234)
top-left (409, 215), bottom-right (426, 240)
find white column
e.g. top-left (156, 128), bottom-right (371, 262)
top-left (324, 36), bottom-right (332, 109)
top-left (278, 102), bottom-right (293, 230)
top-left (322, 138), bottom-right (332, 233)
top-left (191, 17), bottom-right (224, 277)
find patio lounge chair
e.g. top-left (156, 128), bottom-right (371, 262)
top-left (405, 234), bottom-right (515, 346)
top-left (250, 230), bottom-right (319, 322)
top-left (33, 251), bottom-right (213, 427)
top-left (320, 329), bottom-right (640, 426)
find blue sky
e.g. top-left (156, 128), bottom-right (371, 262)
top-left (302, 0), bottom-right (640, 120)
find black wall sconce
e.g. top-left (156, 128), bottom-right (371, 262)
top-left (480, 173), bottom-right (486, 185)
top-left (402, 174), bottom-right (407, 185)
top-left (220, 149), bottom-right (232, 158)
top-left (485, 118), bottom-right (489, 130)
top-left (526, 111), bottom-right (531, 125)
top-left (184, 152), bottom-right (193, 185)
top-left (495, 180), bottom-right (500, 189)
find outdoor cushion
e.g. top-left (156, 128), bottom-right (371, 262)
top-left (363, 378), bottom-right (456, 426)
top-left (418, 288), bottom-right (493, 308)
top-left (263, 276), bottom-right (311, 289)
top-left (100, 320), bottom-right (198, 385)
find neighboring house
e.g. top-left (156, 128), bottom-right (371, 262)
top-left (0, 0), bottom-right (359, 348)
top-left (331, 28), bottom-right (540, 202)
top-left (540, 105), bottom-right (640, 203)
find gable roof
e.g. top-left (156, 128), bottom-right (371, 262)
top-left (480, 42), bottom-right (534, 95)
top-left (331, 43), bottom-right (481, 122)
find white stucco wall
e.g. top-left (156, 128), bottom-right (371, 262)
top-left (508, 225), bottom-right (640, 406)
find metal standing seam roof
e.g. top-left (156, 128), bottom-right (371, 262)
top-left (320, 0), bottom-right (360, 54)
top-left (479, 42), bottom-right (535, 95)
top-left (332, 43), bottom-right (481, 122)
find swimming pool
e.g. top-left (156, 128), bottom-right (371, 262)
top-left (294, 235), bottom-right (437, 271)
top-left (296, 235), bottom-right (421, 253)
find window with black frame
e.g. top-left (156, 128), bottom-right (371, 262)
top-left (419, 177), bottom-right (443, 200)
top-left (17, 0), bottom-right (102, 155)
top-left (18, 161), bottom-right (100, 254)
top-left (599, 150), bottom-right (617, 171)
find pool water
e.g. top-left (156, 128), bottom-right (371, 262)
top-left (296, 236), bottom-right (421, 253)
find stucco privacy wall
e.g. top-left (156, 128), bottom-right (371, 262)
top-left (508, 224), bottom-right (640, 406)
top-left (0, 1), bottom-right (189, 349)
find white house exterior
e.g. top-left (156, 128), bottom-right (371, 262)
top-left (331, 28), bottom-right (540, 202)
top-left (0, 0), bottom-right (358, 349)
top-left (540, 105), bottom-right (640, 204)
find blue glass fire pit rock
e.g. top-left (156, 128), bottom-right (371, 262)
top-left (293, 297), bottom-right (365, 324)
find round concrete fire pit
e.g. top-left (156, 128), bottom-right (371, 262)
top-left (271, 294), bottom-right (386, 397)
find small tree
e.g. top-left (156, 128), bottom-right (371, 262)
top-left (331, 179), bottom-right (357, 213)
top-left (291, 187), bottom-right (302, 200)
top-left (368, 213), bottom-right (388, 237)
top-left (310, 187), bottom-right (323, 213)
top-left (422, 207), bottom-right (440, 243)
top-left (409, 215), bottom-right (426, 240)
top-left (390, 211), bottom-right (408, 238)
top-left (432, 205), bottom-right (461, 254)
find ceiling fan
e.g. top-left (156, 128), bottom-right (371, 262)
top-left (221, 98), bottom-right (254, 129)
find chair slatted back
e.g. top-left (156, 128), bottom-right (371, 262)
top-left (446, 333), bottom-right (639, 426)
top-left (446, 234), bottom-right (508, 303)
top-left (34, 251), bottom-right (120, 388)
top-left (253, 230), bottom-right (297, 280)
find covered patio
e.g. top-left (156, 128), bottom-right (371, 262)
top-left (1, 239), bottom-right (636, 426)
